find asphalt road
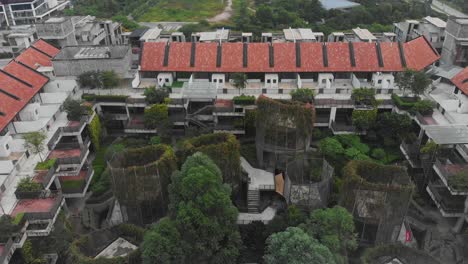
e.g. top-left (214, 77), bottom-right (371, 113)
top-left (431, 0), bottom-right (467, 18)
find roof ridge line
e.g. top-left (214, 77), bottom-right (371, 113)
top-left (14, 60), bottom-right (51, 81)
top-left (0, 68), bottom-right (32, 88)
top-left (30, 45), bottom-right (52, 58)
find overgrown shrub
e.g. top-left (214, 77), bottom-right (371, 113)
top-left (290, 88), bottom-right (315, 103)
top-left (35, 159), bottom-right (56, 170)
top-left (16, 178), bottom-right (42, 192)
top-left (144, 86), bottom-right (169, 104)
top-left (82, 94), bottom-right (128, 102)
top-left (371, 148), bottom-right (386, 160)
top-left (233, 94), bottom-right (256, 105)
top-left (391, 94), bottom-right (419, 111)
top-left (412, 100), bottom-right (434, 116)
top-left (447, 168), bottom-right (468, 192)
top-left (352, 88), bottom-right (376, 106)
top-left (64, 99), bottom-right (86, 121)
top-left (88, 114), bottom-right (102, 150)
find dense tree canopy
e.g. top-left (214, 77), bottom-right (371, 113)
top-left (142, 153), bottom-right (241, 263)
top-left (264, 227), bottom-right (336, 264)
top-left (301, 206), bottom-right (357, 264)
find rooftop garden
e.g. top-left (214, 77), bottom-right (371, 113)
top-left (447, 168), bottom-right (468, 192)
top-left (178, 133), bottom-right (242, 189)
top-left (35, 158), bottom-right (56, 170)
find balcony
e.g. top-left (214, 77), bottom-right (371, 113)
top-left (214, 124), bottom-right (245, 135)
top-left (59, 169), bottom-right (94, 198)
top-left (330, 120), bottom-right (355, 135)
top-left (124, 116), bottom-right (157, 133)
top-left (48, 138), bottom-right (91, 166)
top-left (400, 141), bottom-right (422, 168)
top-left (426, 183), bottom-right (466, 217)
top-left (434, 156), bottom-right (468, 195)
top-left (11, 192), bottom-right (65, 237)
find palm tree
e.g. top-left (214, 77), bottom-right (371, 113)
top-left (232, 73), bottom-right (247, 94)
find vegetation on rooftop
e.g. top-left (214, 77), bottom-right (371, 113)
top-left (233, 94), bottom-right (256, 105)
top-left (16, 177), bottom-right (43, 193)
top-left (178, 133), bottom-right (242, 189)
top-left (35, 158), bottom-right (56, 170)
top-left (77, 71), bottom-right (121, 89)
top-left (23, 131), bottom-right (47, 162)
top-left (144, 86), bottom-right (169, 104)
top-left (142, 153), bottom-right (241, 263)
top-left (447, 168), bottom-right (468, 192)
top-left (82, 94), bottom-right (129, 102)
top-left (290, 88), bottom-right (315, 103)
top-left (64, 98), bottom-right (87, 121)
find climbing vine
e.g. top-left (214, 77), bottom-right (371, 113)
top-left (88, 114), bottom-right (102, 150)
top-left (178, 133), bottom-right (242, 189)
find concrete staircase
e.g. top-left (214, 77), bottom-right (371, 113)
top-left (247, 189), bottom-right (260, 213)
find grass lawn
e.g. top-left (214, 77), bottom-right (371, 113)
top-left (138, 0), bottom-right (226, 22)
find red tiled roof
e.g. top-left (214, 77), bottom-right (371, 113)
top-left (380, 42), bottom-right (404, 72)
top-left (0, 41), bottom-right (55, 132)
top-left (300, 43), bottom-right (323, 71)
top-left (222, 43), bottom-right (243, 72)
top-left (140, 42), bottom-right (165, 71)
top-left (327, 42), bottom-right (352, 72)
top-left (404, 37), bottom-right (439, 71)
top-left (353, 42), bottom-right (379, 71)
top-left (11, 197), bottom-right (57, 217)
top-left (4, 61), bottom-right (48, 89)
top-left (32, 39), bottom-right (60, 57)
top-left (140, 37), bottom-right (439, 73)
top-left (195, 42), bottom-right (217, 71)
top-left (15, 47), bottom-right (52, 68)
top-left (168, 42), bottom-right (192, 70)
top-left (274, 43), bottom-right (297, 71)
top-left (451, 67), bottom-right (468, 95)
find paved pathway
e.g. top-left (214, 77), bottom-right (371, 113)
top-left (431, 0), bottom-right (467, 18)
top-left (208, 0), bottom-right (233, 22)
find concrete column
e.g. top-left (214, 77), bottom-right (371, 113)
top-left (77, 134), bottom-right (84, 148)
top-left (417, 128), bottom-right (425, 146)
top-left (54, 177), bottom-right (62, 190)
top-left (453, 195), bottom-right (468, 233)
top-left (329, 107), bottom-right (337, 127)
top-left (125, 106), bottom-right (130, 119)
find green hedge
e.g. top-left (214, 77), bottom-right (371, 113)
top-left (391, 94), bottom-right (419, 111)
top-left (82, 94), bottom-right (128, 102)
top-left (179, 133), bottom-right (242, 188)
top-left (233, 95), bottom-right (256, 105)
top-left (35, 158), bottom-right (56, 170)
top-left (88, 114), bottom-right (102, 150)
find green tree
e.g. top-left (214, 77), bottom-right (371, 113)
top-left (352, 109), bottom-right (377, 131)
top-left (411, 70), bottom-right (432, 97)
top-left (232, 73), bottom-right (247, 94)
top-left (0, 215), bottom-right (21, 242)
top-left (142, 218), bottom-right (186, 264)
top-left (143, 153), bottom-right (241, 263)
top-left (256, 5), bottom-right (274, 28)
top-left (375, 112), bottom-right (412, 142)
top-left (351, 88), bottom-right (376, 106)
top-left (23, 131), bottom-right (47, 162)
top-left (16, 178), bottom-right (42, 192)
top-left (291, 88), bottom-right (315, 103)
top-left (395, 69), bottom-right (431, 97)
top-left (63, 99), bottom-right (86, 121)
top-left (101, 70), bottom-right (120, 88)
top-left (319, 138), bottom-right (345, 158)
top-left (144, 104), bottom-right (169, 130)
top-left (264, 227), bottom-right (336, 264)
top-left (301, 206), bottom-right (357, 264)
top-left (144, 86), bottom-right (169, 104)
top-left (77, 71), bottom-right (100, 89)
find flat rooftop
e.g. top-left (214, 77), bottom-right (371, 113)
top-left (54, 46), bottom-right (130, 60)
top-left (424, 125), bottom-right (468, 145)
top-left (319, 0), bottom-right (360, 10)
top-left (11, 197), bottom-right (57, 217)
top-left (45, 17), bottom-right (66, 23)
top-left (283, 28), bottom-right (316, 41)
top-left (424, 16), bottom-right (447, 28)
top-left (94, 238), bottom-right (137, 259)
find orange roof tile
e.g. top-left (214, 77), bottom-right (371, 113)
top-left (451, 67), bottom-right (468, 95)
top-left (32, 39), bottom-right (60, 57)
top-left (140, 37), bottom-right (439, 73)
